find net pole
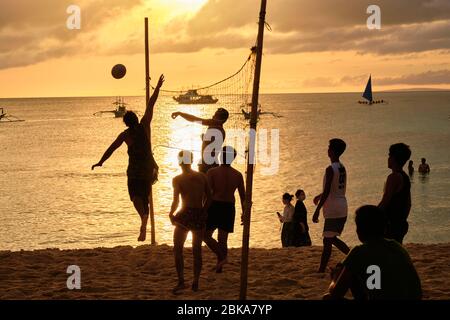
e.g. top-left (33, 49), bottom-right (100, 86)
top-left (239, 0), bottom-right (267, 300)
top-left (145, 17), bottom-right (156, 246)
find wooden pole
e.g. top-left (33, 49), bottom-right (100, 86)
top-left (239, 0), bottom-right (267, 300)
top-left (145, 17), bottom-right (156, 245)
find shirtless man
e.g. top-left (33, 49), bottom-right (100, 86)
top-left (203, 146), bottom-right (245, 272)
top-left (418, 158), bottom-right (430, 174)
top-left (379, 143), bottom-right (412, 244)
top-left (92, 75), bottom-right (164, 241)
top-left (169, 150), bottom-right (211, 293)
top-left (171, 108), bottom-right (229, 173)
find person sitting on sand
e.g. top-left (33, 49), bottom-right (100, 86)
top-left (203, 146), bottom-right (245, 273)
top-left (379, 143), bottom-right (411, 244)
top-left (408, 160), bottom-right (414, 177)
top-left (324, 205), bottom-right (422, 300)
top-left (277, 193), bottom-right (296, 247)
top-left (293, 189), bottom-right (312, 247)
top-left (171, 108), bottom-right (229, 173)
top-left (313, 138), bottom-right (350, 273)
top-left (92, 75), bottom-right (164, 242)
top-left (169, 150), bottom-right (211, 294)
top-left (418, 158), bottom-right (430, 174)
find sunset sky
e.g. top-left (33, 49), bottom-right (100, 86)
top-left (0, 0), bottom-right (449, 98)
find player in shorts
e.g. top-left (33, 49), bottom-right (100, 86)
top-left (313, 138), bottom-right (350, 273)
top-left (169, 150), bottom-right (211, 294)
top-left (204, 146), bottom-right (245, 273)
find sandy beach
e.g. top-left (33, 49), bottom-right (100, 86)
top-left (0, 243), bottom-right (448, 300)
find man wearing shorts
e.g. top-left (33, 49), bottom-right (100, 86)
top-left (169, 150), bottom-right (211, 294)
top-left (313, 138), bottom-right (350, 273)
top-left (92, 75), bottom-right (164, 242)
top-left (203, 146), bottom-right (245, 273)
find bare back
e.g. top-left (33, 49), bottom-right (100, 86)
top-left (175, 171), bottom-right (209, 209)
top-left (207, 165), bottom-right (244, 203)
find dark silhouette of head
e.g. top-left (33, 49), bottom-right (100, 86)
top-left (355, 205), bottom-right (386, 243)
top-left (421, 158), bottom-right (426, 164)
top-left (409, 160), bottom-right (414, 166)
top-left (177, 150), bottom-right (194, 169)
top-left (282, 193), bottom-right (294, 204)
top-left (213, 108), bottom-right (229, 122)
top-left (221, 146), bottom-right (237, 165)
top-left (328, 138), bottom-right (346, 158)
top-left (388, 143), bottom-right (411, 168)
top-left (123, 111), bottom-right (139, 128)
top-left (295, 189), bottom-right (306, 201)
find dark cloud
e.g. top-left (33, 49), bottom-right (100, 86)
top-left (0, 0), bottom-right (144, 69)
top-left (376, 69), bottom-right (450, 85)
top-left (303, 69), bottom-right (450, 87)
top-left (1, 0), bottom-right (450, 70)
top-left (153, 0), bottom-right (450, 55)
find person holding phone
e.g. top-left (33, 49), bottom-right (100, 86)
top-left (278, 193), bottom-right (296, 247)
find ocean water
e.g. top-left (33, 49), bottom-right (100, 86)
top-left (0, 92), bottom-right (449, 251)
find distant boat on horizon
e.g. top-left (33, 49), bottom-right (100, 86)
top-left (173, 90), bottom-right (218, 104)
top-left (358, 75), bottom-right (387, 105)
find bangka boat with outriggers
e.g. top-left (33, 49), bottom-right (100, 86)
top-left (173, 90), bottom-right (218, 104)
top-left (93, 97), bottom-right (130, 118)
top-left (358, 75), bottom-right (387, 105)
top-left (0, 108), bottom-right (25, 123)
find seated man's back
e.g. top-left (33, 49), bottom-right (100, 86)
top-left (343, 238), bottom-right (422, 300)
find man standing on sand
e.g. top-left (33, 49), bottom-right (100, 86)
top-left (379, 143), bottom-right (412, 244)
top-left (169, 150), bottom-right (211, 294)
top-left (92, 75), bottom-right (164, 242)
top-left (313, 138), bottom-right (350, 273)
top-left (203, 146), bottom-right (245, 273)
top-left (171, 108), bottom-right (229, 173)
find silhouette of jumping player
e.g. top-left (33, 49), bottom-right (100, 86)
top-left (92, 75), bottom-right (164, 242)
top-left (171, 108), bottom-right (229, 173)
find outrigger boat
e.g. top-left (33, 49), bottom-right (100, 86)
top-left (94, 97), bottom-right (129, 118)
top-left (241, 108), bottom-right (262, 120)
top-left (173, 90), bottom-right (218, 104)
top-left (0, 108), bottom-right (24, 123)
top-left (240, 103), bottom-right (282, 120)
top-left (358, 75), bottom-right (387, 105)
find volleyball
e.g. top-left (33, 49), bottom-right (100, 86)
top-left (111, 64), bottom-right (127, 79)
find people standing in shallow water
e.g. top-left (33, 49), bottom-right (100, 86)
top-left (313, 138), bottom-right (350, 273)
top-left (203, 146), bottom-right (245, 273)
top-left (293, 189), bottom-right (312, 247)
top-left (418, 158), bottom-right (430, 174)
top-left (92, 75), bottom-right (164, 242)
top-left (324, 205), bottom-right (422, 300)
top-left (169, 150), bottom-right (211, 294)
top-left (379, 143), bottom-right (412, 244)
top-left (277, 193), bottom-right (296, 247)
top-left (171, 108), bottom-right (229, 173)
top-left (408, 160), bottom-right (414, 177)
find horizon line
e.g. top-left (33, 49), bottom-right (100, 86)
top-left (1, 89), bottom-right (449, 100)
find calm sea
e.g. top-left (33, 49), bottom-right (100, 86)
top-left (0, 92), bottom-right (449, 251)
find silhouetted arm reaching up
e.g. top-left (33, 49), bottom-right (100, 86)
top-left (141, 74), bottom-right (164, 128)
